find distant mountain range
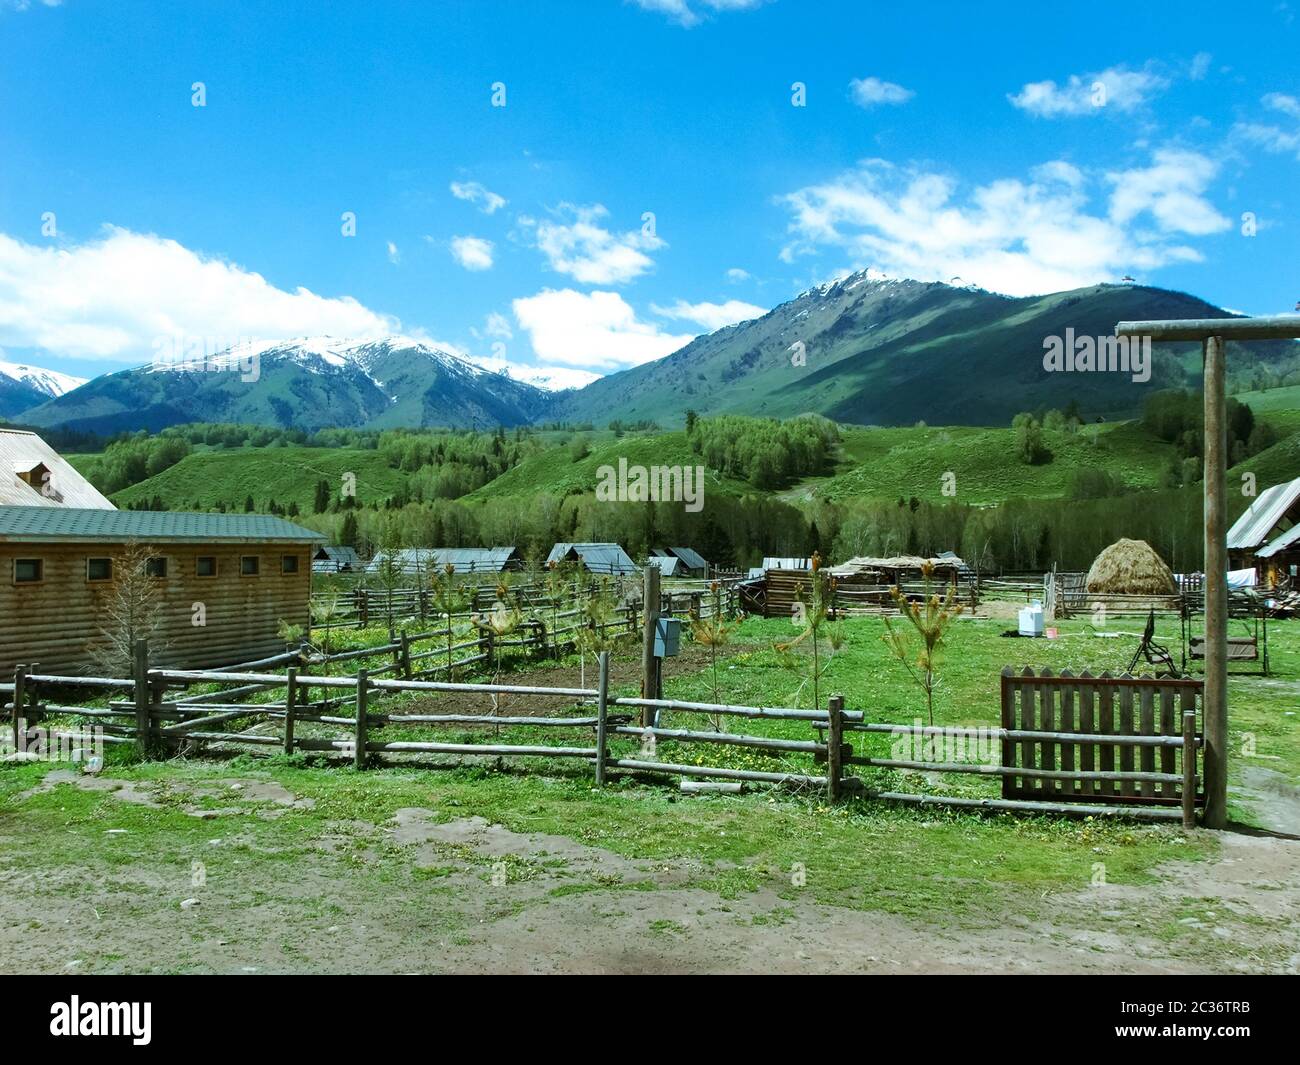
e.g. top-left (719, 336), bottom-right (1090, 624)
top-left (16, 337), bottom-right (549, 434)
top-left (0, 359), bottom-right (85, 419)
top-left (8, 279), bottom-right (1297, 434)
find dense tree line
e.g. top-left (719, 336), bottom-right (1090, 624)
top-left (91, 433), bottom-right (192, 494)
top-left (1142, 389), bottom-right (1280, 487)
top-left (689, 413), bottom-right (839, 489)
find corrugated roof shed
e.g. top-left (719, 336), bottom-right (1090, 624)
top-left (1227, 477), bottom-right (1300, 550)
top-left (547, 542), bottom-right (639, 575)
top-left (314, 545), bottom-right (360, 564)
top-left (647, 555), bottom-right (683, 576)
top-left (0, 429), bottom-right (115, 509)
top-left (367, 547), bottom-right (520, 574)
top-left (667, 546), bottom-right (708, 571)
top-left (1257, 522), bottom-right (1300, 559)
top-left (0, 506), bottom-right (324, 543)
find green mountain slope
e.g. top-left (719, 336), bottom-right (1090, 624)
top-left (800, 422), bottom-right (1178, 505)
top-left (103, 447), bottom-right (405, 511)
top-left (549, 278), bottom-right (1295, 428)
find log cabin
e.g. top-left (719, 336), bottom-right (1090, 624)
top-left (0, 506), bottom-right (324, 676)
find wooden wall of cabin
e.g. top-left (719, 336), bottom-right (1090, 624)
top-left (0, 542), bottom-right (313, 676)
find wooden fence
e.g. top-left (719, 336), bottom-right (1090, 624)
top-left (5, 649), bottom-right (1201, 827)
top-left (313, 577), bottom-right (739, 631)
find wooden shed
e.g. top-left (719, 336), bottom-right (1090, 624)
top-left (547, 543), bottom-right (639, 575)
top-left (0, 506), bottom-right (324, 676)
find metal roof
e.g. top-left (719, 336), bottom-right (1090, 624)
top-left (368, 546), bottom-right (520, 574)
top-left (667, 546), bottom-right (708, 570)
top-left (314, 545), bottom-right (360, 563)
top-left (0, 506), bottom-right (325, 544)
top-left (1226, 477), bottom-right (1300, 550)
top-left (0, 429), bottom-right (115, 509)
top-left (547, 542), bottom-right (639, 575)
top-left (1257, 522), bottom-right (1300, 559)
top-left (647, 555), bottom-right (683, 576)
top-left (762, 557), bottom-right (812, 570)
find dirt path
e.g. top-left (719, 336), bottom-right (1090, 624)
top-left (2, 776), bottom-right (1296, 974)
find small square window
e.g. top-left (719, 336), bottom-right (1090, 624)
top-left (196, 556), bottom-right (217, 577)
top-left (87, 557), bottom-right (113, 581)
top-left (146, 556), bottom-right (168, 578)
top-left (240, 555), bottom-right (260, 576)
top-left (14, 558), bottom-right (42, 584)
top-left (281, 554), bottom-right (299, 574)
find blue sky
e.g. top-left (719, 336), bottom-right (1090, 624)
top-left (1, 0), bottom-right (1297, 385)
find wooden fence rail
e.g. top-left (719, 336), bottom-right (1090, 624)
top-left (5, 650), bottom-right (1202, 827)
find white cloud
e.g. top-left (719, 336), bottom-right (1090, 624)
top-left (484, 311), bottom-right (513, 340)
top-left (1009, 65), bottom-right (1170, 117)
top-left (629, 0), bottom-right (765, 28)
top-left (525, 203), bottom-right (664, 285)
top-left (450, 180), bottom-right (506, 214)
top-left (1231, 93), bottom-right (1300, 159)
top-left (1106, 149), bottom-right (1232, 235)
top-left (512, 289), bottom-right (694, 369)
top-left (725, 267), bottom-right (752, 283)
top-left (1189, 52), bottom-right (1213, 80)
top-left (449, 235), bottom-right (495, 271)
top-left (386, 241), bottom-right (400, 264)
top-left (849, 77), bottom-right (914, 109)
top-left (778, 151), bottom-right (1229, 297)
top-left (651, 298), bottom-right (766, 332)
top-left (1264, 92), bottom-right (1300, 118)
top-left (0, 226), bottom-right (399, 362)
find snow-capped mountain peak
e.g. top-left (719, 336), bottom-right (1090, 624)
top-left (0, 359), bottom-right (86, 399)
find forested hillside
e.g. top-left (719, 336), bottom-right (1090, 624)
top-left (55, 393), bottom-right (1300, 574)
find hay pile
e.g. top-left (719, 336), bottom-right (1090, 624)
top-left (1085, 538), bottom-right (1176, 595)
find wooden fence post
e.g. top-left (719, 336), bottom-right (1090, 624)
top-left (359, 592), bottom-right (369, 630)
top-left (133, 639), bottom-right (153, 757)
top-left (595, 651), bottom-right (610, 788)
top-left (148, 668), bottom-right (169, 753)
top-left (284, 666), bottom-right (298, 756)
top-left (11, 664), bottom-right (27, 753)
top-left (353, 668), bottom-right (368, 770)
top-left (399, 633), bottom-right (412, 679)
top-left (640, 564), bottom-right (661, 726)
top-left (827, 694), bottom-right (845, 803)
top-left (1182, 709), bottom-right (1197, 830)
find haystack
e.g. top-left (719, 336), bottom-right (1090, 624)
top-left (1085, 538), bottom-right (1176, 595)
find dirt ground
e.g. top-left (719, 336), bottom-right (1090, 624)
top-left (2, 770), bottom-right (1296, 975)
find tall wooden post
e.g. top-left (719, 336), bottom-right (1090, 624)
top-left (640, 564), bottom-right (661, 726)
top-left (1202, 334), bottom-right (1228, 828)
top-left (1116, 314), bottom-right (1300, 829)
